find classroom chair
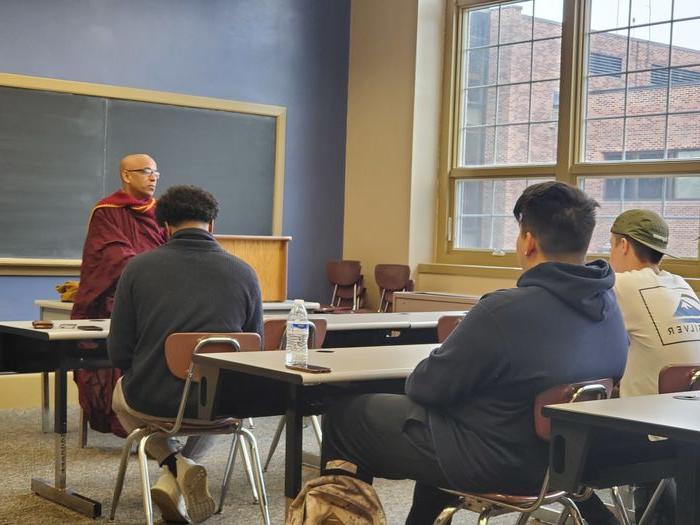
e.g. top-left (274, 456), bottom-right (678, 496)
top-left (611, 364), bottom-right (700, 525)
top-left (374, 264), bottom-right (413, 312)
top-left (261, 319), bottom-right (327, 472)
top-left (436, 314), bottom-right (466, 343)
top-left (326, 260), bottom-right (365, 311)
top-left (110, 333), bottom-right (270, 525)
top-left (433, 378), bottom-right (614, 525)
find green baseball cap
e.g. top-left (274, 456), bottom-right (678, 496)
top-left (610, 209), bottom-right (673, 256)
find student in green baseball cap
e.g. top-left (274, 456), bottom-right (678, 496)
top-left (609, 208), bottom-right (700, 524)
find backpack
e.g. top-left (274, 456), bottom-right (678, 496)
top-left (286, 461), bottom-right (387, 525)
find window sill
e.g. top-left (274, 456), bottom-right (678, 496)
top-left (417, 263), bottom-right (522, 280)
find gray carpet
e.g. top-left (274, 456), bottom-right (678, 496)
top-left (0, 407), bottom-right (518, 524)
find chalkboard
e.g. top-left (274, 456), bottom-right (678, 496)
top-left (0, 79), bottom-right (284, 262)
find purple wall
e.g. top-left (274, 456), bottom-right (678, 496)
top-left (0, 0), bottom-right (349, 320)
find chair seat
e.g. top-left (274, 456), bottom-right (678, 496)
top-left (451, 489), bottom-right (569, 506)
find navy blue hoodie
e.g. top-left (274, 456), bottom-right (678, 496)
top-left (405, 260), bottom-right (628, 493)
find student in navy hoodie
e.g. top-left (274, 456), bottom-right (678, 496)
top-left (321, 181), bottom-right (629, 524)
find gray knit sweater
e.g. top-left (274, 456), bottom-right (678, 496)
top-left (108, 228), bottom-right (263, 418)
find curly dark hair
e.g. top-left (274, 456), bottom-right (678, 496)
top-left (513, 181), bottom-right (599, 257)
top-left (155, 185), bottom-right (219, 227)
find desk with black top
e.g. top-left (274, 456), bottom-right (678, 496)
top-left (31, 309), bottom-right (461, 432)
top-left (32, 299), bottom-right (323, 433)
top-left (0, 312), bottom-right (457, 516)
top-left (544, 393), bottom-right (700, 523)
top-left (0, 319), bottom-right (110, 517)
top-left (193, 344), bottom-right (436, 504)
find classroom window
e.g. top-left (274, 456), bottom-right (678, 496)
top-left (582, 0), bottom-right (700, 163)
top-left (441, 0), bottom-right (700, 273)
top-left (457, 0), bottom-right (563, 167)
top-left (580, 175), bottom-right (700, 258)
top-left (453, 177), bottom-right (551, 250)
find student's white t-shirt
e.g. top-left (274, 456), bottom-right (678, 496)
top-left (615, 267), bottom-right (700, 397)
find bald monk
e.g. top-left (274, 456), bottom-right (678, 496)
top-left (71, 154), bottom-right (167, 436)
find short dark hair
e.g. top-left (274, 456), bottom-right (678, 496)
top-left (156, 185), bottom-right (219, 227)
top-left (512, 181), bottom-right (599, 257)
top-left (613, 233), bottom-right (664, 264)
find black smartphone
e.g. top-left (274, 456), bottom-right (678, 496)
top-left (78, 325), bottom-right (104, 331)
top-left (285, 363), bottom-right (331, 373)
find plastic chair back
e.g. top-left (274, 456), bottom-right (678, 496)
top-left (658, 364), bottom-right (700, 394)
top-left (436, 315), bottom-right (465, 343)
top-left (326, 260), bottom-right (362, 287)
top-left (534, 378), bottom-right (613, 441)
top-left (374, 264), bottom-right (411, 292)
top-left (262, 319), bottom-right (327, 350)
top-left (164, 332), bottom-right (261, 381)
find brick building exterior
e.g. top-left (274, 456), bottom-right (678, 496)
top-left (458, 4), bottom-right (700, 258)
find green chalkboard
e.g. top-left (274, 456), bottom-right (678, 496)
top-left (0, 84), bottom-right (279, 260)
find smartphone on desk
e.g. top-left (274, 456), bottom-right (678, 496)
top-left (285, 363), bottom-right (331, 374)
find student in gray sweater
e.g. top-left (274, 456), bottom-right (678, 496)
top-left (321, 182), bottom-right (629, 524)
top-left (109, 185), bottom-right (263, 524)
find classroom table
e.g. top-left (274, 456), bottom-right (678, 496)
top-left (271, 310), bottom-right (467, 347)
top-left (32, 309), bottom-right (462, 432)
top-left (0, 311), bottom-right (459, 516)
top-left (33, 299), bottom-right (322, 433)
top-left (0, 319), bottom-right (110, 517)
top-left (544, 393), bottom-right (700, 523)
top-left (34, 299), bottom-right (322, 320)
top-left (192, 344), bottom-right (436, 504)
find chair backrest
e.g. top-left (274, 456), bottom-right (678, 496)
top-left (326, 260), bottom-right (362, 287)
top-left (262, 319), bottom-right (327, 351)
top-left (658, 364), bottom-right (700, 394)
top-left (374, 264), bottom-right (411, 292)
top-left (333, 276), bottom-right (364, 299)
top-left (436, 315), bottom-right (465, 343)
top-left (164, 332), bottom-right (261, 381)
top-left (534, 378), bottom-right (613, 441)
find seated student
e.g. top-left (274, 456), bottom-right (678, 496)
top-left (610, 209), bottom-right (700, 524)
top-left (320, 181), bottom-right (629, 524)
top-left (109, 185), bottom-right (263, 524)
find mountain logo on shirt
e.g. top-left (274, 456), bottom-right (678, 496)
top-left (673, 293), bottom-right (700, 323)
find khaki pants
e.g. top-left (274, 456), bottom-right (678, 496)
top-left (112, 378), bottom-right (217, 465)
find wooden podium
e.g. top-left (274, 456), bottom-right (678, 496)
top-left (215, 235), bottom-right (291, 302)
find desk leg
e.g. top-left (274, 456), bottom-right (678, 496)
top-left (41, 371), bottom-right (51, 433)
top-left (284, 384), bottom-right (304, 505)
top-left (31, 365), bottom-right (101, 518)
top-left (676, 443), bottom-right (700, 525)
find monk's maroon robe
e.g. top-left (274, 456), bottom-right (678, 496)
top-left (71, 190), bottom-right (166, 436)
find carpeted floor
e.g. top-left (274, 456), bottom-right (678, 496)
top-left (0, 407), bottom-right (518, 524)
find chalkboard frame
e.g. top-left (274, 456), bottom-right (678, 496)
top-left (0, 72), bottom-right (286, 275)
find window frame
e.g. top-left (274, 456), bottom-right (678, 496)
top-left (437, 0), bottom-right (700, 277)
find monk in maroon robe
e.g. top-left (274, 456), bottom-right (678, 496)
top-left (72, 153), bottom-right (166, 436)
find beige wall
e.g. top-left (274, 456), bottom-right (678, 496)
top-left (0, 372), bottom-right (78, 409)
top-left (343, 0), bottom-right (445, 308)
top-left (409, 0), bottom-right (444, 271)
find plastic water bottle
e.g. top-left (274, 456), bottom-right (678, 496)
top-left (285, 299), bottom-right (309, 367)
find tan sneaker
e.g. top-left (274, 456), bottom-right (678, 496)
top-left (151, 468), bottom-right (189, 523)
top-left (175, 455), bottom-right (216, 523)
